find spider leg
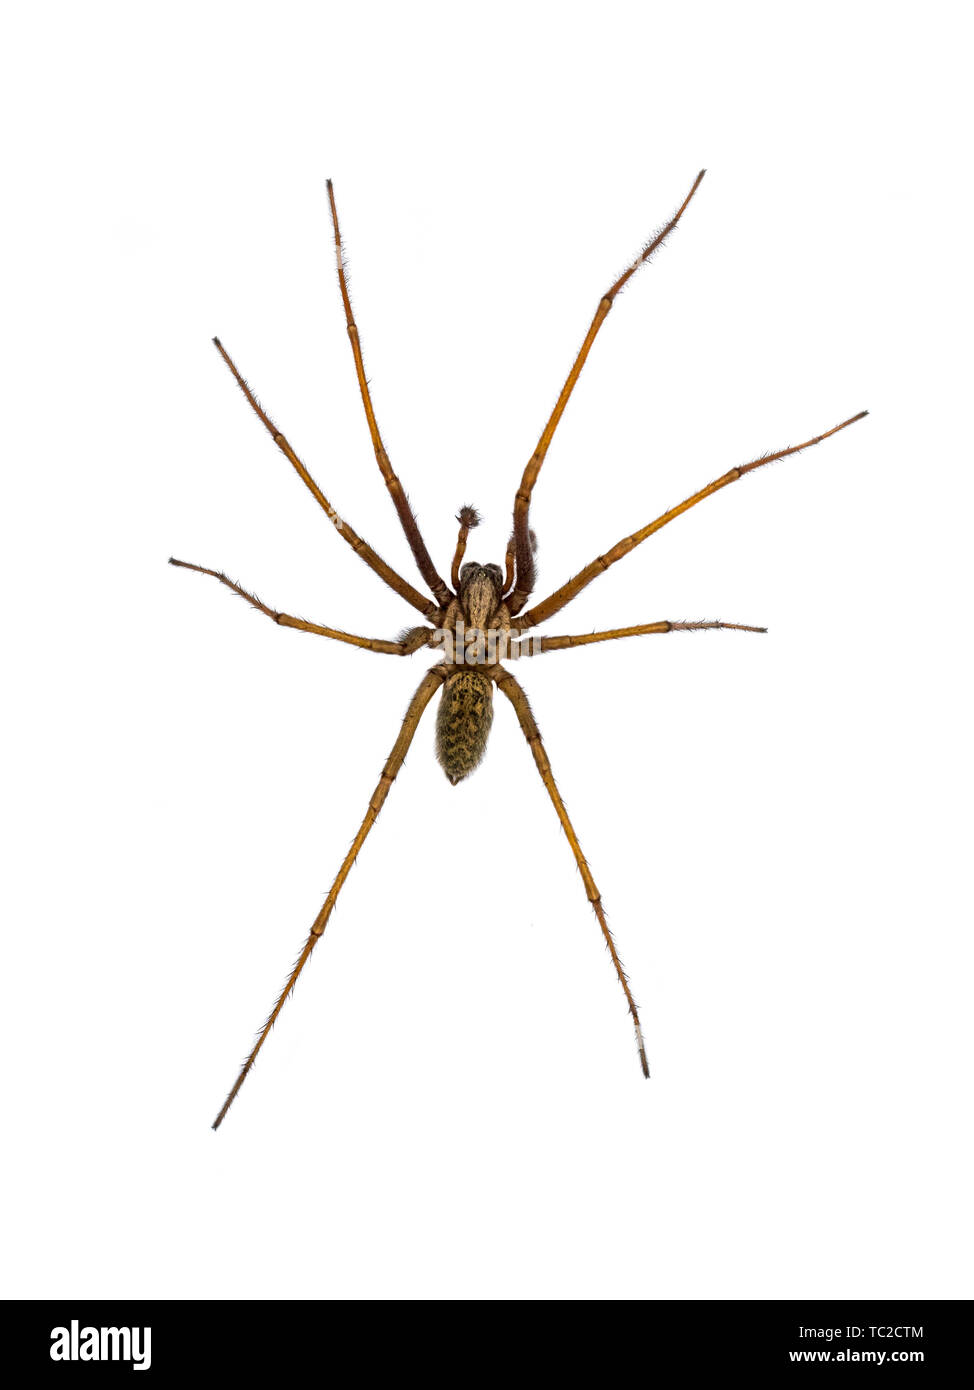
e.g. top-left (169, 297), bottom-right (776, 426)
top-left (515, 412), bottom-right (869, 631)
top-left (326, 181), bottom-right (453, 607)
top-left (169, 558), bottom-right (434, 655)
top-left (212, 337), bottom-right (439, 620)
top-left (503, 530), bottom-right (516, 597)
top-left (491, 665), bottom-right (648, 1079)
top-left (507, 170), bottom-right (706, 615)
top-left (212, 666), bottom-right (448, 1129)
top-left (511, 618), bottom-right (766, 657)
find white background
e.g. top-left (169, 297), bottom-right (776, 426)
top-left (3, 1), bottom-right (971, 1300)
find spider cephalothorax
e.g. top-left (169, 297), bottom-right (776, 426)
top-left (456, 561), bottom-right (505, 626)
top-left (171, 172), bottom-right (867, 1128)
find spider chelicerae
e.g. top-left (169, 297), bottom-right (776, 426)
top-left (171, 171), bottom-right (866, 1128)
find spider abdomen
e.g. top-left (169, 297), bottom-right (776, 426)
top-left (435, 670), bottom-right (494, 785)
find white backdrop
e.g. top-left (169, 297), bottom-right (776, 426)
top-left (3, 1), bottom-right (970, 1300)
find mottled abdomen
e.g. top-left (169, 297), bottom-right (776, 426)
top-left (436, 671), bottom-right (494, 785)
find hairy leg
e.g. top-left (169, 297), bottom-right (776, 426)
top-left (515, 412), bottom-right (868, 631)
top-left (212, 666), bottom-right (448, 1128)
top-left (169, 558), bottom-right (433, 655)
top-left (326, 181), bottom-right (452, 607)
top-left (509, 618), bottom-right (766, 657)
top-left (212, 337), bottom-right (439, 619)
top-left (491, 666), bottom-right (648, 1078)
top-left (507, 171), bottom-right (707, 613)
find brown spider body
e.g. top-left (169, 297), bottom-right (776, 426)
top-left (435, 561), bottom-right (508, 783)
top-left (171, 171), bottom-right (867, 1128)
top-left (435, 669), bottom-right (494, 784)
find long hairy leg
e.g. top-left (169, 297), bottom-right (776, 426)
top-left (169, 558), bottom-right (433, 655)
top-left (507, 170), bottom-right (707, 614)
top-left (510, 618), bottom-right (766, 657)
top-left (212, 666), bottom-right (448, 1129)
top-left (212, 337), bottom-right (439, 620)
top-left (515, 412), bottom-right (868, 631)
top-left (491, 666), bottom-right (649, 1078)
top-left (326, 180), bottom-right (452, 607)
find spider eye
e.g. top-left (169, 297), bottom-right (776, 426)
top-left (485, 564), bottom-right (504, 589)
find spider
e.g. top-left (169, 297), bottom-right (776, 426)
top-left (171, 171), bottom-right (866, 1129)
